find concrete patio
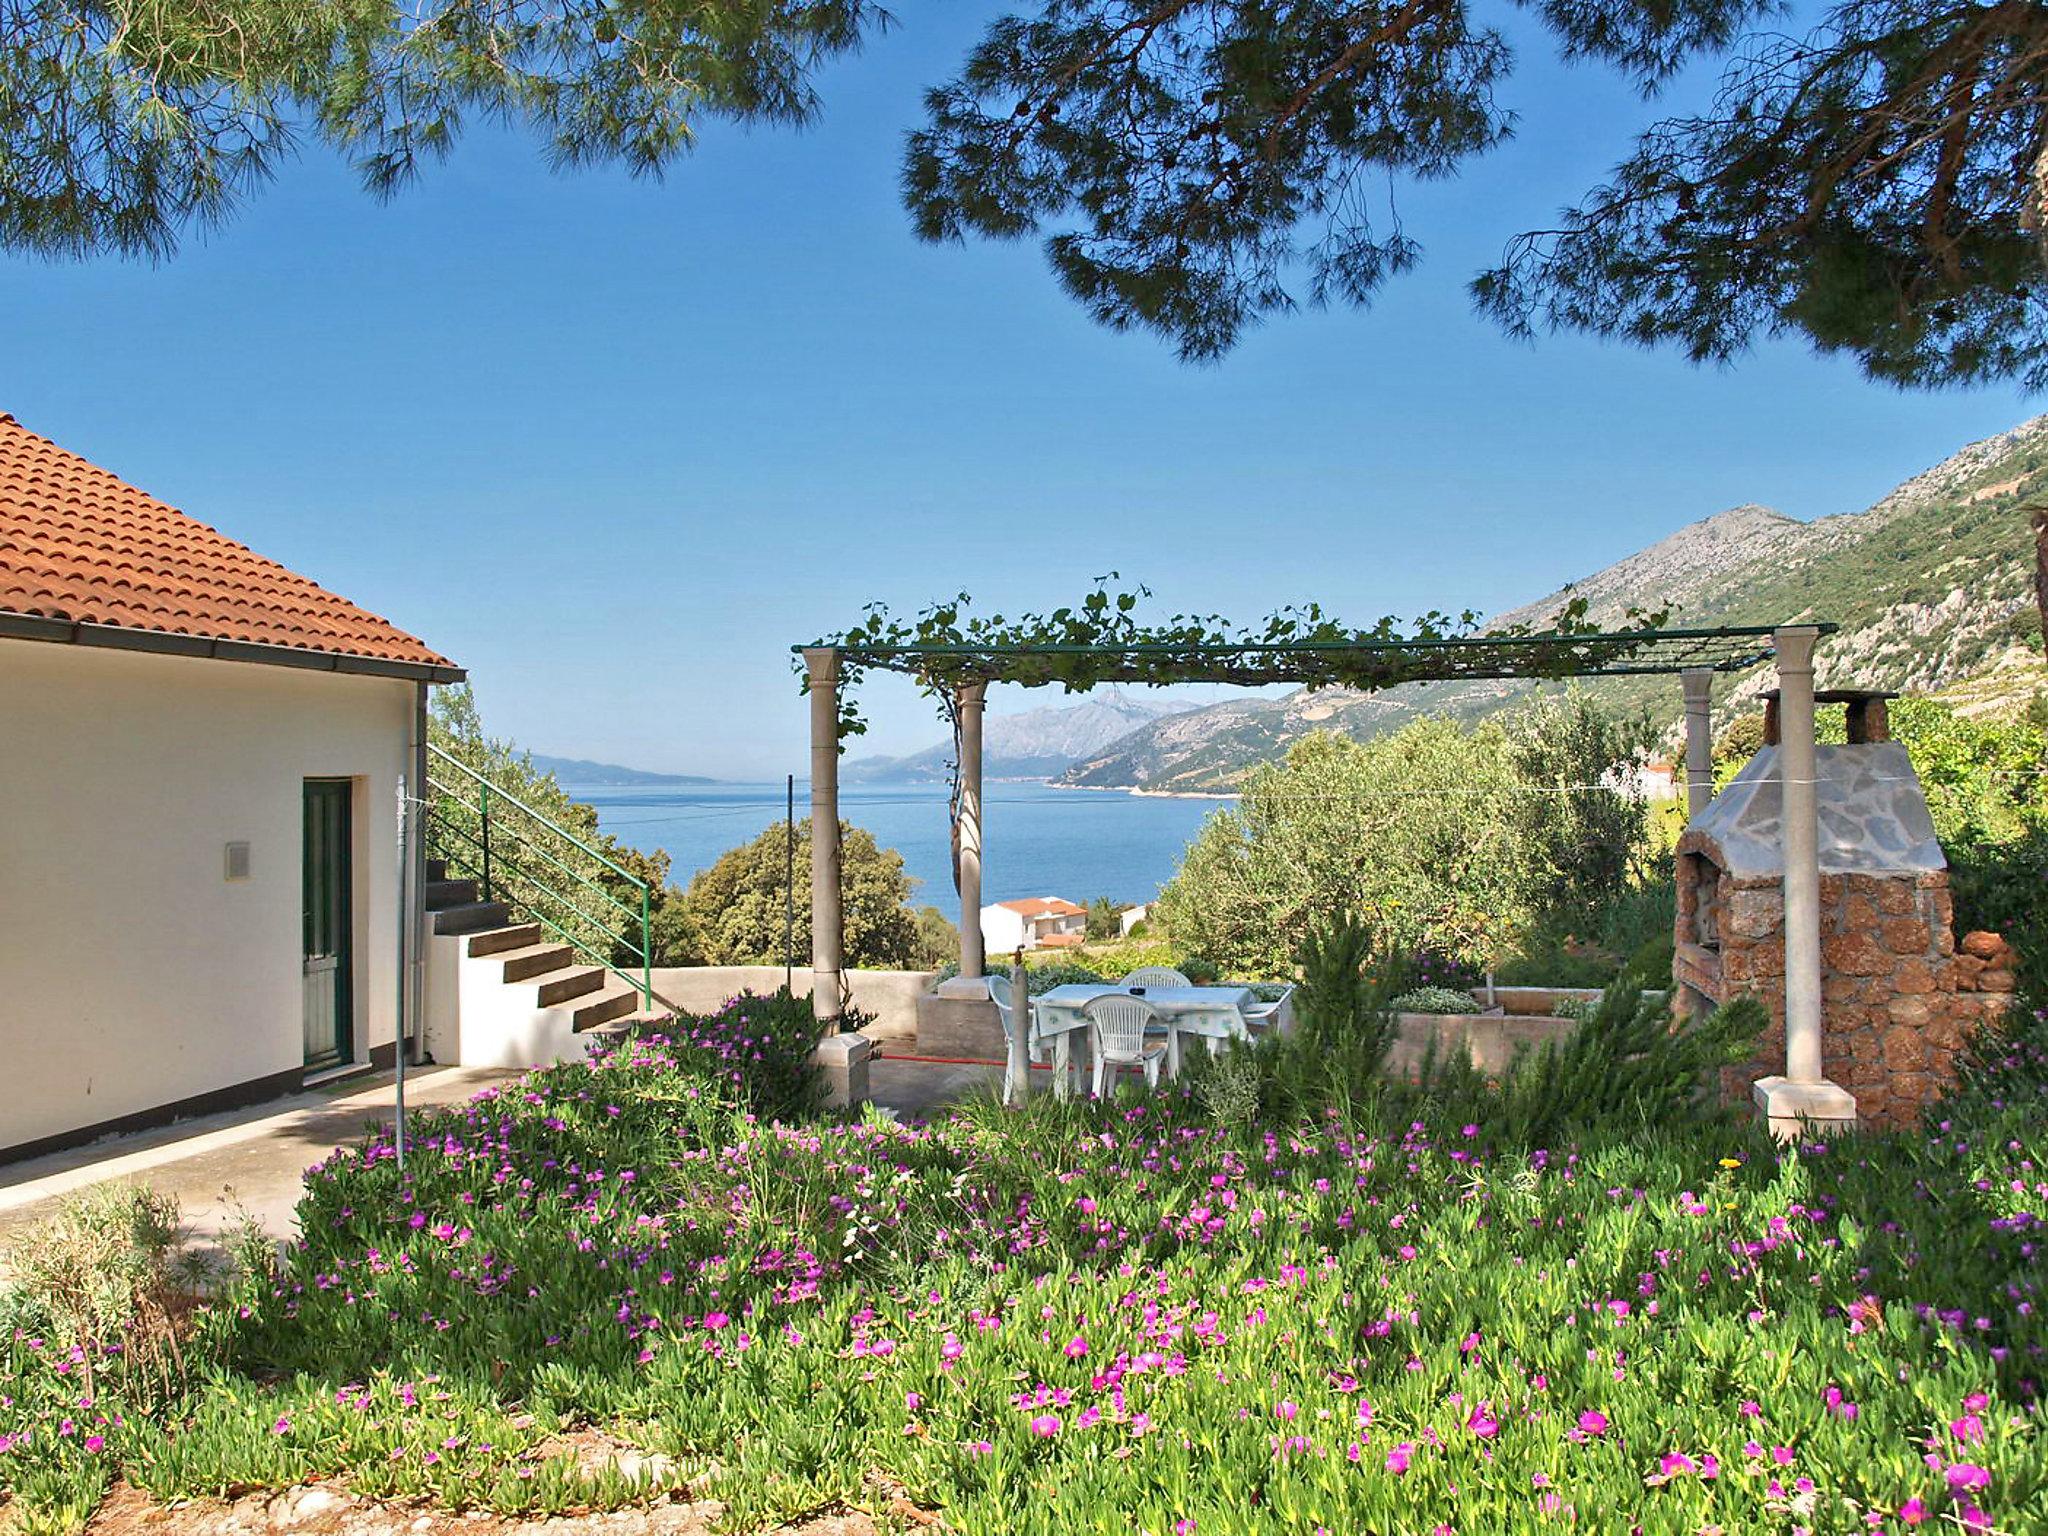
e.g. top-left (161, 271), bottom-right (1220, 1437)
top-left (0, 1064), bottom-right (517, 1262)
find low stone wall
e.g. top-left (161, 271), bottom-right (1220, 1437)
top-left (649, 967), bottom-right (936, 1041)
top-left (1386, 1012), bottom-right (1577, 1078)
top-left (1482, 986), bottom-right (1603, 1017)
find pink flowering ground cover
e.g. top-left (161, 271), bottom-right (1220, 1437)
top-left (4, 1000), bottom-right (2046, 1535)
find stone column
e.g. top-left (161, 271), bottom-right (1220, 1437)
top-left (1753, 625), bottom-right (1855, 1137)
top-left (956, 680), bottom-right (987, 980)
top-left (1681, 668), bottom-right (1715, 821)
top-left (804, 647), bottom-right (844, 1024)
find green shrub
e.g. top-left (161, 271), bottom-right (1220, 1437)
top-left (1388, 985), bottom-right (1480, 1015)
top-left (1161, 695), bottom-right (1656, 976)
top-left (1409, 960), bottom-right (1769, 1146)
top-left (666, 987), bottom-right (833, 1121)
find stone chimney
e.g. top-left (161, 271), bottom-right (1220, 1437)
top-left (1674, 690), bottom-right (2017, 1126)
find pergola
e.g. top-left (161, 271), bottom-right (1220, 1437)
top-left (796, 619), bottom-right (1845, 1125)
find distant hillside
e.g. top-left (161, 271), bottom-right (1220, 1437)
top-left (1059, 418), bottom-right (2048, 792)
top-left (528, 754), bottom-right (719, 787)
top-left (846, 691), bottom-right (1198, 783)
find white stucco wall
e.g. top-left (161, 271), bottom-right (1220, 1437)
top-left (979, 905), bottom-right (1029, 955)
top-left (0, 640), bottom-right (416, 1152)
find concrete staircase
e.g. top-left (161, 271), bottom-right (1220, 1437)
top-left (426, 860), bottom-right (669, 1051)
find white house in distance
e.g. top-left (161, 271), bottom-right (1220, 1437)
top-left (980, 896), bottom-right (1088, 955)
top-left (0, 414), bottom-right (463, 1161)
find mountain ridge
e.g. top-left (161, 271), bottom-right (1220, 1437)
top-left (1057, 417), bottom-right (2048, 793)
top-left (528, 754), bottom-right (720, 787)
top-left (844, 690), bottom-right (1200, 783)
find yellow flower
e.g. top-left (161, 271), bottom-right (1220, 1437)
top-left (1718, 1157), bottom-right (1742, 1170)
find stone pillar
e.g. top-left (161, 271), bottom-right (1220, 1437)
top-left (804, 647), bottom-right (844, 1025)
top-left (1753, 625), bottom-right (1855, 1137)
top-left (956, 679), bottom-right (987, 980)
top-left (1681, 668), bottom-right (1715, 821)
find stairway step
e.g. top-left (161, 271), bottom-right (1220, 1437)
top-left (498, 942), bottom-right (575, 983)
top-left (466, 922), bottom-right (541, 958)
top-left (426, 877), bottom-right (478, 908)
top-left (580, 1010), bottom-right (677, 1045)
top-left (433, 901), bottom-right (511, 937)
top-left (570, 981), bottom-right (643, 1031)
top-left (537, 965), bottom-right (606, 1007)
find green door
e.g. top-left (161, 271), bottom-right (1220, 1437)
top-left (302, 779), bottom-right (353, 1070)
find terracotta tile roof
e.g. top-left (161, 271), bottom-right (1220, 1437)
top-left (0, 413), bottom-right (455, 670)
top-left (998, 897), bottom-right (1086, 917)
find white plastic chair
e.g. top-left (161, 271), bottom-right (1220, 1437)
top-left (1084, 994), bottom-right (1168, 1096)
top-left (1119, 965), bottom-right (1191, 989)
top-left (991, 969), bottom-right (1056, 1100)
top-left (1238, 985), bottom-right (1298, 1038)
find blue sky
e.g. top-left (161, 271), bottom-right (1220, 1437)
top-left (5, 4), bottom-right (2039, 778)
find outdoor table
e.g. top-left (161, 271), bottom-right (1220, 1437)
top-left (1035, 984), bottom-right (1260, 1083)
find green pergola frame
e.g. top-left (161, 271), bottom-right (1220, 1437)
top-left (808, 623), bottom-right (1812, 687)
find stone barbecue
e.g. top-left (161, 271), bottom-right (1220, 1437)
top-left (1674, 692), bottom-right (2017, 1127)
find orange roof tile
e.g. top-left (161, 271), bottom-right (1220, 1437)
top-left (0, 413), bottom-right (456, 672)
top-left (998, 897), bottom-right (1086, 917)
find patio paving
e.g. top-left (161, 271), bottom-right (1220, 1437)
top-left (868, 1051), bottom-right (1007, 1117)
top-left (0, 1064), bottom-right (518, 1264)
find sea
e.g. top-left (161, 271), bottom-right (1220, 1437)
top-left (572, 779), bottom-right (1233, 909)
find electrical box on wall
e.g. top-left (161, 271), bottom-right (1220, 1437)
top-left (224, 841), bottom-right (252, 881)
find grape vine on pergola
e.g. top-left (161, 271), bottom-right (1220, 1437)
top-left (794, 593), bottom-right (1839, 1113)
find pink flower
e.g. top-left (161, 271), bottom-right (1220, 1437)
top-left (904, 1392), bottom-right (921, 1413)
top-left (273, 1416), bottom-right (292, 1436)
top-left (1030, 1414), bottom-right (1062, 1437)
top-left (1465, 1403), bottom-right (1498, 1439)
top-left (1659, 1452), bottom-right (1698, 1477)
top-left (82, 1435), bottom-right (105, 1453)
top-left (1356, 1397), bottom-right (1376, 1427)
top-left (1950, 1413), bottom-right (1986, 1444)
top-left (1065, 1336), bottom-right (1089, 1359)
top-left (1577, 1411), bottom-right (1608, 1436)
top-left (1276, 1401), bottom-right (1299, 1422)
top-left (1897, 1498), bottom-right (1926, 1527)
top-left (1385, 1442), bottom-right (1414, 1474)
top-left (1945, 1463), bottom-right (1991, 1493)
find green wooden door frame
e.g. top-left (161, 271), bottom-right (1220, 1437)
top-left (302, 779), bottom-right (354, 1071)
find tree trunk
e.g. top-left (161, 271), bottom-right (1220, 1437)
top-left (2036, 505), bottom-right (2048, 661)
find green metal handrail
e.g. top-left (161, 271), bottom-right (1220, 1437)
top-left (425, 743), bottom-right (653, 1011)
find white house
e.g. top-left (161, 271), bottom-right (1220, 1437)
top-left (0, 414), bottom-right (463, 1160)
top-left (980, 896), bottom-right (1088, 956)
